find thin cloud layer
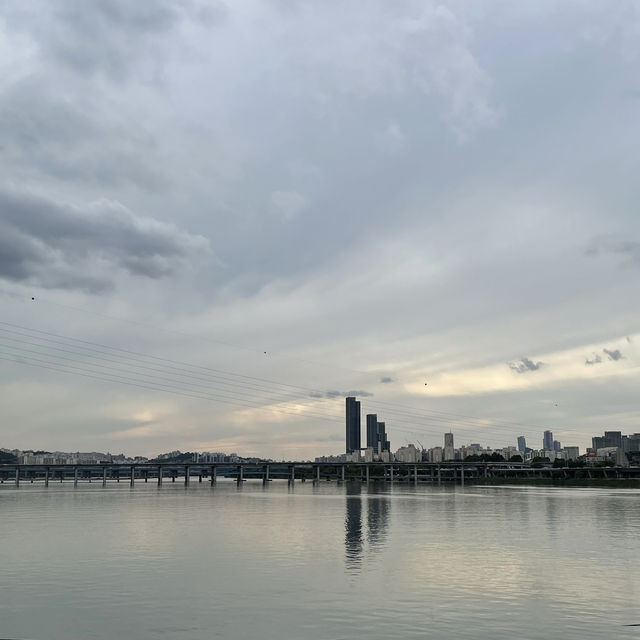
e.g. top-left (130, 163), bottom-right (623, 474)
top-left (310, 390), bottom-right (374, 399)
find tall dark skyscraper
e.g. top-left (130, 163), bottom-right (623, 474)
top-left (346, 397), bottom-right (361, 454)
top-left (366, 414), bottom-right (378, 449)
top-left (543, 430), bottom-right (553, 451)
top-left (517, 436), bottom-right (526, 452)
top-left (377, 421), bottom-right (389, 453)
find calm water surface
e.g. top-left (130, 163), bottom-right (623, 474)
top-left (1, 481), bottom-right (639, 639)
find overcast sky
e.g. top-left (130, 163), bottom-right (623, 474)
top-left (1, 0), bottom-right (639, 459)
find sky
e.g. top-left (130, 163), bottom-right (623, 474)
top-left (1, 0), bottom-right (640, 459)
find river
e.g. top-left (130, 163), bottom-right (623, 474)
top-left (1, 481), bottom-right (639, 639)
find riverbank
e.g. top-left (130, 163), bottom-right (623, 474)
top-left (471, 476), bottom-right (640, 488)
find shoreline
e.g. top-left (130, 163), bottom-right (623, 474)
top-left (470, 476), bottom-right (640, 488)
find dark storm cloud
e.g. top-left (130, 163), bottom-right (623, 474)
top-left (380, 376), bottom-right (393, 383)
top-left (585, 354), bottom-right (602, 366)
top-left (508, 357), bottom-right (545, 373)
top-left (603, 348), bottom-right (624, 361)
top-left (0, 188), bottom-right (212, 292)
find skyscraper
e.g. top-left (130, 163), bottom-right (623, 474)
top-left (444, 432), bottom-right (455, 461)
top-left (366, 414), bottom-right (378, 449)
top-left (345, 397), bottom-right (361, 454)
top-left (377, 421), bottom-right (389, 453)
top-left (543, 430), bottom-right (553, 451)
top-left (517, 436), bottom-right (526, 453)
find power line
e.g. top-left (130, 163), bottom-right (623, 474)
top-left (0, 350), bottom-right (340, 423)
top-left (0, 319), bottom-right (580, 442)
top-left (0, 320), bottom-right (569, 434)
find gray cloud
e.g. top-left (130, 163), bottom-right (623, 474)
top-left (585, 354), bottom-right (602, 366)
top-left (508, 357), bottom-right (545, 373)
top-left (586, 236), bottom-right (640, 265)
top-left (380, 376), bottom-right (393, 383)
top-left (0, 188), bottom-right (212, 292)
top-left (603, 348), bottom-right (624, 361)
top-left (38, 1), bottom-right (227, 83)
top-left (311, 390), bottom-right (374, 399)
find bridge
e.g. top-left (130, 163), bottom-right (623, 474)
top-left (1, 461), bottom-right (638, 487)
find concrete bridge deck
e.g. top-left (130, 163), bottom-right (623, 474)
top-left (1, 461), bottom-right (638, 487)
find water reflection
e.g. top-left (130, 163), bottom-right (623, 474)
top-left (345, 483), bottom-right (391, 571)
top-left (344, 484), bottom-right (363, 570)
top-left (366, 486), bottom-right (390, 552)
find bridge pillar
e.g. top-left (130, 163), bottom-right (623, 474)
top-left (413, 465), bottom-right (418, 484)
top-left (388, 465), bottom-right (393, 483)
top-left (158, 466), bottom-right (163, 486)
top-left (460, 465), bottom-right (464, 486)
top-left (185, 465), bottom-right (190, 486)
top-left (340, 465), bottom-right (345, 482)
top-left (103, 466), bottom-right (108, 487)
top-left (130, 466), bottom-right (135, 487)
top-left (263, 464), bottom-right (269, 483)
top-left (44, 466), bottom-right (49, 487)
top-left (315, 465), bottom-right (320, 483)
top-left (211, 465), bottom-right (216, 486)
top-left (437, 466), bottom-right (441, 486)
top-left (74, 466), bottom-right (78, 487)
top-left (365, 465), bottom-right (370, 483)
top-left (15, 466), bottom-right (19, 487)
top-left (290, 465), bottom-right (295, 483)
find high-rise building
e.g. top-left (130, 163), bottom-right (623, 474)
top-left (345, 397), bottom-right (361, 454)
top-left (593, 431), bottom-right (623, 451)
top-left (553, 440), bottom-right (561, 451)
top-left (543, 430), bottom-right (554, 451)
top-left (517, 436), bottom-right (527, 452)
top-left (604, 431), bottom-right (622, 448)
top-left (444, 432), bottom-right (455, 461)
top-left (366, 414), bottom-right (378, 449)
top-left (377, 421), bottom-right (389, 453)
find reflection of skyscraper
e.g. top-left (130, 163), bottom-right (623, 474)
top-left (344, 483), bottom-right (363, 571)
top-left (543, 430), bottom-right (553, 451)
top-left (346, 397), bottom-right (361, 454)
top-left (517, 436), bottom-right (526, 452)
top-left (366, 414), bottom-right (378, 449)
top-left (366, 487), bottom-right (390, 551)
